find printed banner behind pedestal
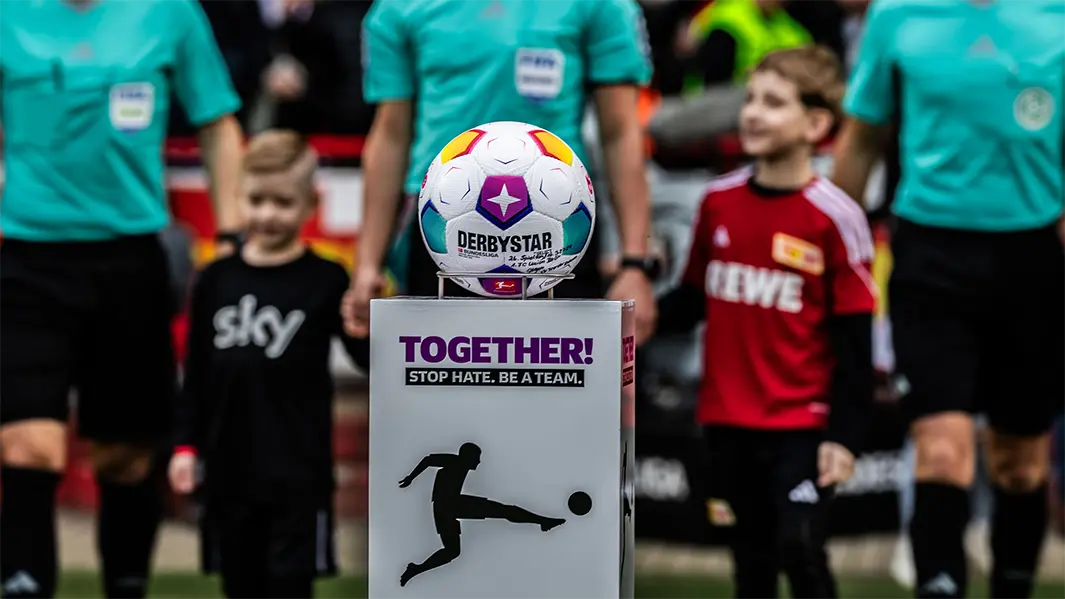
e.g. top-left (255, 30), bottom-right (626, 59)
top-left (369, 298), bottom-right (634, 598)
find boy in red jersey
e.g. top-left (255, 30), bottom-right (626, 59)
top-left (657, 46), bottom-right (877, 599)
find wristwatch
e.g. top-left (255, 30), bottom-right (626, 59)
top-left (619, 255), bottom-right (659, 279)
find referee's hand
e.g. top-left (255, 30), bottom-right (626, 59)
top-left (817, 442), bottom-right (855, 488)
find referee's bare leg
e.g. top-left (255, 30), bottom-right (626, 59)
top-left (1, 423), bottom-right (161, 599)
top-left (1, 419), bottom-right (68, 598)
top-left (91, 440), bottom-right (163, 599)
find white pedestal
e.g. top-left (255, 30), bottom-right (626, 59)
top-left (369, 298), bottom-right (635, 599)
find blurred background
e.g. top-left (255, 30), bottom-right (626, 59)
top-left (4, 0), bottom-right (1062, 596)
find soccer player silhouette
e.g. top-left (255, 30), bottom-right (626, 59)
top-left (397, 442), bottom-right (566, 586)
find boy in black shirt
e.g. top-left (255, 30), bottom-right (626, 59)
top-left (168, 130), bottom-right (369, 598)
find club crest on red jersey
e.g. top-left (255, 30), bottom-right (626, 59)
top-left (771, 233), bottom-right (824, 276)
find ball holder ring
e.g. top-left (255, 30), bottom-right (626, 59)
top-left (436, 271), bottom-right (576, 301)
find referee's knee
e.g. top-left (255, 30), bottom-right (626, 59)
top-left (90, 442), bottom-right (155, 484)
top-left (912, 414), bottom-right (976, 487)
top-left (0, 419), bottom-right (68, 472)
top-left (985, 429), bottom-right (1051, 492)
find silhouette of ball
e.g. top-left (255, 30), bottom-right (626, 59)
top-left (568, 491), bottom-right (592, 516)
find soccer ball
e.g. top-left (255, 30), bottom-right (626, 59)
top-left (417, 121), bottom-right (596, 298)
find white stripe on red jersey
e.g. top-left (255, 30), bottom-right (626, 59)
top-left (804, 180), bottom-right (879, 299)
top-left (705, 165), bottom-right (754, 193)
top-left (804, 180), bottom-right (875, 264)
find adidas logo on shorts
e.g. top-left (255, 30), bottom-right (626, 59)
top-left (787, 480), bottom-right (819, 504)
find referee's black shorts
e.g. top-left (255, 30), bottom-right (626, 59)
top-left (0, 234), bottom-right (177, 443)
top-left (889, 219), bottom-right (1064, 436)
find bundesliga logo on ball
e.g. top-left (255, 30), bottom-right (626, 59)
top-left (418, 121), bottom-right (596, 298)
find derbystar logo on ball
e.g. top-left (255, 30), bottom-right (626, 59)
top-left (417, 121), bottom-right (596, 298)
top-left (456, 230), bottom-right (553, 254)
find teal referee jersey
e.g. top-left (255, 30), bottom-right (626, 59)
top-left (845, 0), bottom-right (1064, 232)
top-left (362, 0), bottom-right (653, 197)
top-left (0, 0), bottom-right (240, 241)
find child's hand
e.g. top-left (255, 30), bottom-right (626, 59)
top-left (817, 441), bottom-right (855, 488)
top-left (343, 268), bottom-right (385, 338)
top-left (168, 453), bottom-right (197, 495)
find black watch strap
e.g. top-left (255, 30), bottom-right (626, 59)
top-left (619, 256), bottom-right (658, 277)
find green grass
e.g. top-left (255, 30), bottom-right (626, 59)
top-left (56, 571), bottom-right (1065, 598)
top-left (637, 576), bottom-right (1065, 598)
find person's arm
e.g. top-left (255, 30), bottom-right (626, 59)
top-left (585, 0), bottom-right (657, 344)
top-left (656, 284), bottom-right (705, 334)
top-left (357, 1), bottom-right (416, 274)
top-left (342, 99), bottom-right (411, 338)
top-left (340, 334), bottom-right (370, 372)
top-left (197, 116), bottom-right (244, 236)
top-left (358, 101), bottom-right (412, 274)
top-left (169, 265), bottom-right (215, 495)
top-left (173, 266), bottom-right (218, 456)
top-left (832, 120), bottom-right (890, 210)
top-left (831, 0), bottom-right (897, 207)
top-left (342, 2), bottom-right (416, 337)
top-left (594, 85), bottom-right (652, 261)
top-left (399, 455), bottom-right (449, 486)
top-left (331, 266), bottom-right (371, 370)
top-left (171, 0), bottom-right (246, 240)
top-left (656, 195), bottom-right (713, 335)
top-left (820, 196), bottom-right (878, 456)
top-left (825, 313), bottom-right (874, 455)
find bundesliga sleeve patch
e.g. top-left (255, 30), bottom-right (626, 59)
top-left (772, 233), bottom-right (824, 276)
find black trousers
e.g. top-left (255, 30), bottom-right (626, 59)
top-left (704, 427), bottom-right (837, 599)
top-left (201, 493), bottom-right (336, 598)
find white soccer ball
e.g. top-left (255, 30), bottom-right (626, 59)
top-left (417, 121), bottom-right (596, 298)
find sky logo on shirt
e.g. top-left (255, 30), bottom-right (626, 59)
top-left (213, 294), bottom-right (306, 359)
